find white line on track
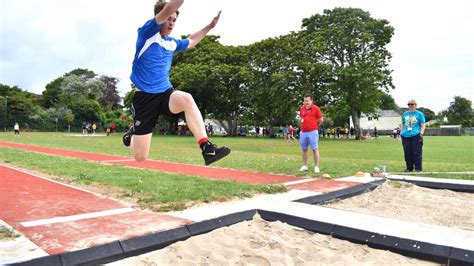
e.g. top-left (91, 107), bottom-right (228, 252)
top-left (282, 179), bottom-right (318, 186)
top-left (20, 207), bottom-right (135, 227)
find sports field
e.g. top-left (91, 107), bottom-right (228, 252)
top-left (1, 132), bottom-right (473, 210)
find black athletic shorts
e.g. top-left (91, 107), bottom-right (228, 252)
top-left (131, 88), bottom-right (178, 135)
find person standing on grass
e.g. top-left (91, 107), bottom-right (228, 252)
top-left (289, 125), bottom-right (296, 141)
top-left (298, 93), bottom-right (323, 173)
top-left (13, 122), bottom-right (20, 137)
top-left (284, 125), bottom-right (291, 142)
top-left (400, 99), bottom-right (425, 172)
top-left (123, 0), bottom-right (230, 165)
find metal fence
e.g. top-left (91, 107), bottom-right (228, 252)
top-left (425, 127), bottom-right (474, 136)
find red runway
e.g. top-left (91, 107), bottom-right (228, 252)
top-left (0, 165), bottom-right (190, 254)
top-left (0, 142), bottom-right (302, 184)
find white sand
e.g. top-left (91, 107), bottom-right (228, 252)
top-left (108, 181), bottom-right (474, 265)
top-left (109, 215), bottom-right (435, 265)
top-left (327, 180), bottom-right (474, 231)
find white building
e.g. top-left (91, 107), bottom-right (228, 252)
top-left (350, 109), bottom-right (401, 130)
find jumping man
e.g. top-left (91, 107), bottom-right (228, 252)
top-left (123, 0), bottom-right (230, 165)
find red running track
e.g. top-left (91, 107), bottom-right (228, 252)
top-left (0, 141), bottom-right (360, 191)
top-left (0, 165), bottom-right (191, 254)
top-left (0, 141), bottom-right (303, 184)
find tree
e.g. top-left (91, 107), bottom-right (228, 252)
top-left (206, 46), bottom-right (252, 136)
top-left (172, 36), bottom-right (252, 135)
top-left (42, 77), bottom-right (64, 108)
top-left (99, 75), bottom-right (121, 109)
top-left (60, 74), bottom-right (104, 102)
top-left (68, 99), bottom-right (101, 123)
top-left (417, 107), bottom-right (435, 122)
top-left (379, 92), bottom-right (398, 111)
top-left (172, 35), bottom-right (223, 120)
top-left (56, 71), bottom-right (105, 126)
top-left (447, 96), bottom-right (473, 127)
top-left (248, 35), bottom-right (302, 137)
top-left (300, 8), bottom-right (395, 139)
top-left (0, 84), bottom-right (41, 130)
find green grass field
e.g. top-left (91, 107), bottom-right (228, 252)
top-left (1, 132), bottom-right (473, 210)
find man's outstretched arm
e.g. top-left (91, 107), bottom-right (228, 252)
top-left (188, 11), bottom-right (221, 48)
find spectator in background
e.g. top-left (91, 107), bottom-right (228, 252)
top-left (400, 99), bottom-right (426, 172)
top-left (82, 122), bottom-right (88, 135)
top-left (298, 93), bottom-right (324, 173)
top-left (14, 122), bottom-right (20, 137)
top-left (289, 125), bottom-right (296, 141)
top-left (207, 123), bottom-right (213, 136)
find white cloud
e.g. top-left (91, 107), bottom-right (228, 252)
top-left (1, 0), bottom-right (473, 112)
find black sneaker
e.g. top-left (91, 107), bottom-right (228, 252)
top-left (202, 141), bottom-right (231, 165)
top-left (122, 128), bottom-right (133, 147)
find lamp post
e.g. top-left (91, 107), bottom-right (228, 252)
top-left (3, 96), bottom-right (7, 132)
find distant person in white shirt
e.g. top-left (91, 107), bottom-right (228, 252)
top-left (14, 122), bottom-right (20, 137)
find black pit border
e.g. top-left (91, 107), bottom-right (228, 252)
top-left (387, 177), bottom-right (474, 193)
top-left (11, 209), bottom-right (473, 266)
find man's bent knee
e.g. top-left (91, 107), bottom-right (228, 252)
top-left (170, 91), bottom-right (196, 113)
top-left (133, 153), bottom-right (148, 162)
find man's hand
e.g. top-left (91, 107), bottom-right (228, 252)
top-left (209, 11), bottom-right (221, 29)
top-left (188, 11), bottom-right (222, 48)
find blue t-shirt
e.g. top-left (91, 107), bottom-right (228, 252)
top-left (130, 18), bottom-right (189, 93)
top-left (401, 110), bottom-right (425, 138)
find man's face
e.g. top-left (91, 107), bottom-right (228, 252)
top-left (160, 13), bottom-right (177, 36)
top-left (303, 97), bottom-right (313, 108)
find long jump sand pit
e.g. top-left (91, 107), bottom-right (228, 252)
top-left (109, 215), bottom-right (435, 265)
top-left (327, 180), bottom-right (474, 231)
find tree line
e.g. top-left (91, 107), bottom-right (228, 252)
top-left (1, 8), bottom-right (472, 135)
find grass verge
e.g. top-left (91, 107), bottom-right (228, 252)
top-left (1, 133), bottom-right (472, 179)
top-left (1, 148), bottom-right (286, 211)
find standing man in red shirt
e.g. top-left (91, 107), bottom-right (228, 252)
top-left (299, 93), bottom-right (324, 173)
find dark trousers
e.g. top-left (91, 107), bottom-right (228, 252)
top-left (401, 134), bottom-right (423, 171)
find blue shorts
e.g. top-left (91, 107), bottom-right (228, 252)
top-left (300, 130), bottom-right (319, 150)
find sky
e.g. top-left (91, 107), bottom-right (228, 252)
top-left (1, 0), bottom-right (473, 113)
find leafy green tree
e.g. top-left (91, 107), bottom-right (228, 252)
top-left (248, 35), bottom-right (302, 137)
top-left (41, 107), bottom-right (75, 131)
top-left (172, 36), bottom-right (253, 135)
top-left (0, 84), bottom-right (40, 130)
top-left (65, 68), bottom-right (97, 80)
top-left (42, 77), bottom-right (64, 108)
top-left (417, 107), bottom-right (435, 122)
top-left (69, 99), bottom-right (101, 124)
top-left (379, 92), bottom-right (398, 111)
top-left (207, 47), bottom-right (252, 136)
top-left (60, 74), bottom-right (105, 103)
top-left (172, 35), bottom-right (224, 120)
top-left (300, 8), bottom-right (395, 139)
top-left (447, 96), bottom-right (473, 127)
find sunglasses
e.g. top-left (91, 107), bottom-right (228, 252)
top-left (407, 103), bottom-right (415, 106)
